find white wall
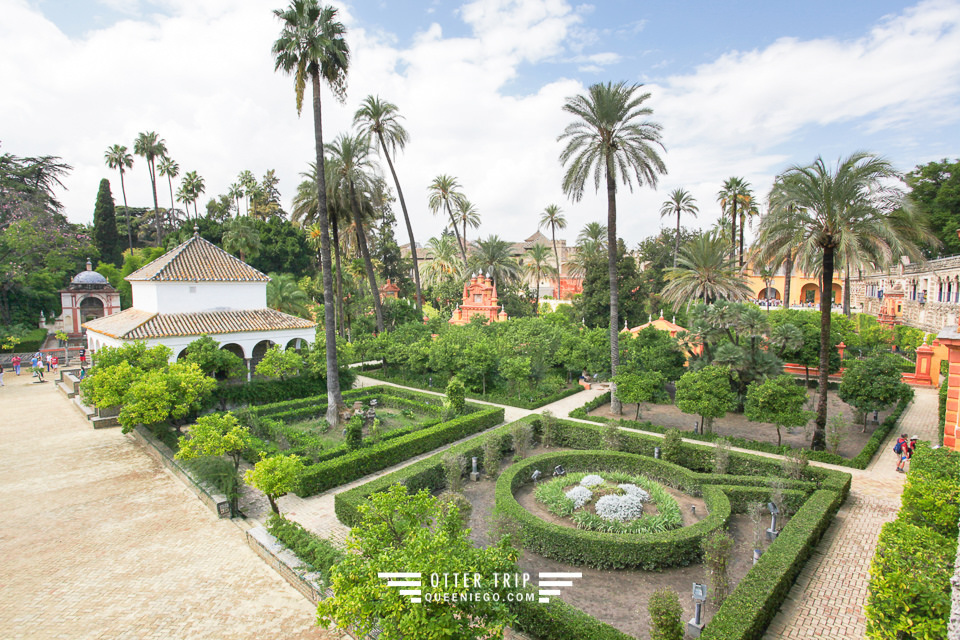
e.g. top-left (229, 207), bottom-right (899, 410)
top-left (132, 281), bottom-right (266, 313)
top-left (85, 327), bottom-right (315, 361)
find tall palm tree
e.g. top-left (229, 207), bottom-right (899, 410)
top-left (538, 204), bottom-right (567, 280)
top-left (740, 193), bottom-right (760, 269)
top-left (568, 222), bottom-right (608, 278)
top-left (421, 234), bottom-right (463, 286)
top-left (182, 171), bottom-right (205, 219)
top-left (659, 188), bottom-right (698, 267)
top-left (428, 175), bottom-right (468, 268)
top-left (523, 243), bottom-right (557, 314)
top-left (577, 221), bottom-right (608, 248)
top-left (273, 0), bottom-right (350, 425)
top-left (222, 216), bottom-right (262, 263)
top-left (470, 235), bottom-right (520, 286)
top-left (661, 232), bottom-right (751, 307)
top-left (133, 131), bottom-right (168, 245)
top-left (326, 132), bottom-right (384, 333)
top-left (175, 182), bottom-right (192, 223)
top-left (228, 182), bottom-right (244, 218)
top-left (267, 272), bottom-right (312, 318)
top-left (353, 95), bottom-right (423, 317)
top-left (104, 144), bottom-right (134, 250)
top-left (453, 198), bottom-right (481, 249)
top-left (559, 81), bottom-right (667, 414)
top-left (757, 151), bottom-right (929, 449)
top-left (158, 157), bottom-right (180, 226)
top-left (238, 170), bottom-right (257, 216)
top-left (717, 177), bottom-right (752, 266)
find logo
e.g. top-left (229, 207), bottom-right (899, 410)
top-left (378, 571), bottom-right (582, 604)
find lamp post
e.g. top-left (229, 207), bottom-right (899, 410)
top-left (688, 582), bottom-right (707, 637)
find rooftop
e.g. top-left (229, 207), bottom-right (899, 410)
top-left (125, 234), bottom-right (270, 283)
top-left (83, 307), bottom-right (314, 339)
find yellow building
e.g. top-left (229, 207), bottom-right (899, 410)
top-left (741, 266), bottom-right (845, 308)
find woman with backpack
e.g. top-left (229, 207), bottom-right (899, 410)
top-left (894, 433), bottom-right (909, 473)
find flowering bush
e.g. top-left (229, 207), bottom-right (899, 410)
top-left (618, 483), bottom-right (650, 502)
top-left (580, 474), bottom-right (605, 487)
top-left (564, 486), bottom-right (593, 509)
top-left (595, 494), bottom-right (645, 522)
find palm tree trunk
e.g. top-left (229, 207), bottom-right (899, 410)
top-left (674, 211), bottom-right (680, 268)
top-left (310, 71), bottom-right (344, 426)
top-left (534, 266), bottom-right (541, 316)
top-left (843, 272), bottom-right (851, 316)
top-left (730, 201), bottom-right (737, 261)
top-left (349, 179), bottom-right (385, 334)
top-left (739, 211), bottom-right (745, 268)
top-left (446, 203), bottom-right (468, 269)
top-left (149, 160), bottom-right (161, 246)
top-left (331, 216), bottom-right (346, 339)
top-left (783, 252), bottom-right (793, 309)
top-left (119, 170), bottom-right (133, 250)
top-left (551, 227), bottom-right (561, 296)
top-left (605, 155), bottom-right (621, 415)
top-left (376, 131), bottom-right (423, 318)
top-left (812, 245), bottom-right (834, 450)
top-left (166, 176), bottom-right (175, 228)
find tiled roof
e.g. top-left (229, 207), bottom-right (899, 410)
top-left (126, 234), bottom-right (270, 282)
top-left (84, 307), bottom-right (314, 339)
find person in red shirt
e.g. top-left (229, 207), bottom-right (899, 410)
top-left (51, 355), bottom-right (59, 372)
top-left (894, 433), bottom-right (908, 473)
top-left (11, 355), bottom-right (20, 375)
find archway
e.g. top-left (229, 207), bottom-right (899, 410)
top-left (800, 283), bottom-right (820, 305)
top-left (220, 343), bottom-right (245, 360)
top-left (286, 338), bottom-right (305, 352)
top-left (177, 348), bottom-right (189, 361)
top-left (79, 296), bottom-right (105, 322)
top-left (251, 339), bottom-right (275, 374)
top-left (757, 287), bottom-right (781, 301)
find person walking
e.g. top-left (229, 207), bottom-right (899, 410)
top-left (12, 355), bottom-right (20, 375)
top-left (79, 347), bottom-right (87, 367)
top-left (905, 436), bottom-right (920, 472)
top-left (0, 362), bottom-right (5, 387)
top-left (51, 354), bottom-right (59, 373)
top-left (45, 353), bottom-right (52, 372)
top-left (894, 433), bottom-right (909, 473)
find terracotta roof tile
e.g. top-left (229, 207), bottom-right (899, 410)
top-left (84, 308), bottom-right (314, 339)
top-left (125, 235), bottom-right (270, 282)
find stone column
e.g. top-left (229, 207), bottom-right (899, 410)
top-left (936, 334), bottom-right (960, 450)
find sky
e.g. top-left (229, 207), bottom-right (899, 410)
top-left (3, 0), bottom-right (960, 248)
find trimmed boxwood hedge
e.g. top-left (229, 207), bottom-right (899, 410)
top-left (570, 386), bottom-right (913, 470)
top-left (296, 405), bottom-right (504, 496)
top-left (211, 370), bottom-right (357, 408)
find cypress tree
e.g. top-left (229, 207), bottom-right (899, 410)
top-left (93, 178), bottom-right (122, 266)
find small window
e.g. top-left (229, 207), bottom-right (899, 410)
top-left (474, 294), bottom-right (482, 303)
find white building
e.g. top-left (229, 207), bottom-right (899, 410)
top-left (83, 231), bottom-right (315, 375)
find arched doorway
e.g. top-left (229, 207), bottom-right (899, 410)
top-left (831, 283), bottom-right (842, 305)
top-left (251, 339), bottom-right (275, 374)
top-left (177, 348), bottom-right (189, 361)
top-left (79, 296), bottom-right (105, 322)
top-left (800, 283), bottom-right (820, 305)
top-left (286, 338), bottom-right (305, 352)
top-left (757, 287), bottom-right (781, 301)
top-left (220, 343), bottom-right (245, 360)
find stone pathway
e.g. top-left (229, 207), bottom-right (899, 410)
top-left (0, 372), bottom-right (334, 640)
top-left (763, 387), bottom-right (940, 639)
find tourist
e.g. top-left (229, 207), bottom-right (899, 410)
top-left (895, 433), bottom-right (909, 473)
top-left (51, 354), bottom-right (58, 372)
top-left (905, 436), bottom-right (920, 471)
top-left (45, 353), bottom-right (52, 372)
top-left (0, 362), bottom-right (4, 387)
top-left (30, 355), bottom-right (38, 372)
top-left (78, 347), bottom-right (87, 367)
top-left (11, 355), bottom-right (20, 375)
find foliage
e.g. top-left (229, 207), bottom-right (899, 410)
top-left (445, 376), bottom-right (466, 416)
top-left (92, 178), bottom-right (121, 266)
top-left (702, 529), bottom-right (735, 606)
top-left (482, 433), bottom-right (502, 478)
top-left (661, 428), bottom-right (684, 463)
top-left (619, 326), bottom-right (686, 382)
top-left (317, 485), bottom-right (519, 640)
top-left (712, 437), bottom-right (732, 475)
top-left (744, 375), bottom-right (814, 447)
top-left (183, 335), bottom-right (245, 380)
top-left (117, 362), bottom-right (217, 433)
top-left (254, 344), bottom-right (303, 381)
top-left (612, 371), bottom-right (665, 420)
top-left (661, 231), bottom-right (751, 308)
top-left (244, 454), bottom-right (305, 514)
top-left (838, 354), bottom-right (908, 430)
top-left (647, 589), bottom-right (684, 640)
top-left (266, 514), bottom-right (344, 586)
top-left (175, 412), bottom-right (252, 471)
top-left (826, 414), bottom-right (848, 455)
top-left (510, 421), bottom-right (532, 460)
top-left (905, 158), bottom-right (960, 257)
top-left (674, 365), bottom-right (737, 433)
top-left (437, 490), bottom-right (473, 529)
top-left (266, 272), bottom-right (312, 318)
top-left (442, 452), bottom-right (467, 493)
top-left (898, 444), bottom-right (960, 539)
top-left (344, 414), bottom-right (363, 450)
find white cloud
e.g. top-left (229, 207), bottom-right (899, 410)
top-left (2, 0), bottom-right (959, 253)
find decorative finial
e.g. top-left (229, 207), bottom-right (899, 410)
top-left (672, 315), bottom-right (676, 324)
top-left (193, 225), bottom-right (199, 237)
top-left (86, 258), bottom-right (92, 271)
top-left (649, 313), bottom-right (652, 322)
top-left (624, 318), bottom-right (628, 330)
top-left (659, 308), bottom-right (663, 318)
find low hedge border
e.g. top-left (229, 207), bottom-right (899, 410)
top-left (296, 405), bottom-right (505, 497)
top-left (361, 367), bottom-right (583, 410)
top-left (211, 370), bottom-right (357, 408)
top-left (701, 488), bottom-right (843, 640)
top-left (569, 387), bottom-right (913, 470)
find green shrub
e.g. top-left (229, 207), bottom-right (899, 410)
top-left (938, 376), bottom-right (947, 446)
top-left (437, 490), bottom-right (472, 528)
top-left (481, 433), bottom-right (502, 478)
top-left (702, 529), bottom-right (734, 606)
top-left (507, 589), bottom-right (634, 640)
top-left (212, 372), bottom-right (355, 408)
top-left (445, 376), bottom-right (466, 416)
top-left (345, 415), bottom-right (363, 450)
top-left (442, 452), bottom-right (466, 493)
top-left (265, 514), bottom-right (344, 586)
top-left (510, 422), bottom-right (533, 460)
top-left (865, 520), bottom-right (952, 640)
top-left (183, 455), bottom-right (239, 502)
top-left (661, 428), bottom-right (683, 463)
top-left (648, 589), bottom-right (684, 640)
top-left (541, 410), bottom-right (559, 447)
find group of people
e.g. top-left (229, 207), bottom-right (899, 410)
top-left (894, 433), bottom-right (920, 473)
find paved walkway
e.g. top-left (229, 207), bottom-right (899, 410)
top-left (763, 387), bottom-right (940, 639)
top-left (0, 372), bottom-right (335, 640)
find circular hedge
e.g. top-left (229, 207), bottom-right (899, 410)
top-left (496, 450), bottom-right (731, 570)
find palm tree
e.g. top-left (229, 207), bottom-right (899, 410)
top-left (757, 151), bottom-right (929, 449)
top-left (470, 235), bottom-right (520, 286)
top-left (273, 0), bottom-right (350, 425)
top-left (157, 157), bottom-right (180, 226)
top-left (133, 131), bottom-right (168, 245)
top-left (523, 243), bottom-right (557, 314)
top-left (237, 170), bottom-right (257, 216)
top-left (661, 232), bottom-right (751, 307)
top-left (175, 182), bottom-right (192, 223)
top-left (326, 132), bottom-right (384, 333)
top-left (453, 198), bottom-right (481, 249)
top-left (267, 272), bottom-right (312, 318)
top-left (559, 81), bottom-right (666, 414)
top-left (228, 182), bottom-right (244, 218)
top-left (222, 216), bottom-right (262, 263)
top-left (577, 221), bottom-right (608, 248)
top-left (740, 193), bottom-right (760, 269)
top-left (428, 175), bottom-right (468, 268)
top-left (538, 204), bottom-right (567, 280)
top-left (717, 177), bottom-right (752, 266)
top-left (182, 171), bottom-right (205, 218)
top-left (568, 222), bottom-right (608, 278)
top-left (421, 234), bottom-right (463, 286)
top-left (659, 188), bottom-right (698, 267)
top-left (104, 144), bottom-right (134, 250)
top-left (354, 95), bottom-right (423, 317)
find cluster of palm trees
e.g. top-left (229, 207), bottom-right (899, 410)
top-left (104, 134), bottom-right (206, 247)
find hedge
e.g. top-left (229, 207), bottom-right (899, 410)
top-left (506, 588), bottom-right (634, 640)
top-left (569, 386), bottom-right (914, 470)
top-left (0, 328), bottom-right (49, 353)
top-left (265, 514), bottom-right (344, 586)
top-left (211, 371), bottom-right (356, 408)
top-left (701, 489), bottom-right (843, 640)
top-left (296, 405), bottom-right (504, 496)
top-left (938, 376), bottom-right (947, 446)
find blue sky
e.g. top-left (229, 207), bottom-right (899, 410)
top-left (4, 0), bottom-right (959, 246)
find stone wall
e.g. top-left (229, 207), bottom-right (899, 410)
top-left (855, 255), bottom-right (960, 333)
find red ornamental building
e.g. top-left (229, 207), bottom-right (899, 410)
top-left (60, 260), bottom-right (122, 336)
top-left (449, 274), bottom-right (508, 325)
